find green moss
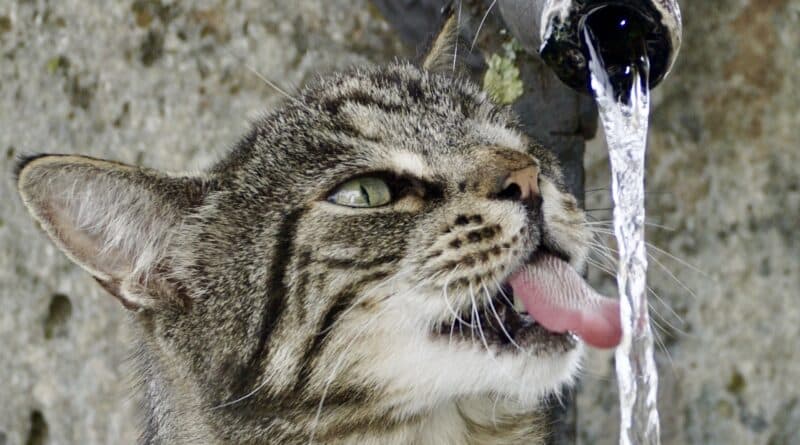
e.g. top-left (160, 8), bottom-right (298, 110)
top-left (726, 370), bottom-right (746, 394)
top-left (25, 411), bottom-right (47, 445)
top-left (131, 0), bottom-right (179, 27)
top-left (482, 39), bottom-right (524, 105)
top-left (65, 76), bottom-right (95, 110)
top-left (45, 55), bottom-right (70, 75)
top-left (0, 16), bottom-right (12, 34)
top-left (44, 294), bottom-right (72, 339)
top-left (139, 29), bottom-right (165, 66)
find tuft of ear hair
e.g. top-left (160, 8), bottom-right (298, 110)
top-left (421, 5), bottom-right (464, 73)
top-left (15, 155), bottom-right (209, 311)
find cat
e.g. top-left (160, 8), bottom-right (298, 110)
top-left (15, 13), bottom-right (621, 445)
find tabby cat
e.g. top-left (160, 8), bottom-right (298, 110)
top-left (15, 13), bottom-right (621, 445)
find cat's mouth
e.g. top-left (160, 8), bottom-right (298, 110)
top-left (435, 252), bottom-right (622, 352)
top-left (436, 281), bottom-right (579, 353)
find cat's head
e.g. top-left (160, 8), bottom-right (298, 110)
top-left (15, 17), bottom-right (619, 442)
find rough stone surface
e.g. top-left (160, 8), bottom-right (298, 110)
top-left (0, 1), bottom-right (404, 443)
top-left (1, 1), bottom-right (798, 445)
top-left (578, 1), bottom-right (800, 444)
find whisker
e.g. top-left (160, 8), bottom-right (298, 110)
top-left (452, 0), bottom-right (462, 74)
top-left (587, 228), bottom-right (708, 280)
top-left (583, 220), bottom-right (677, 232)
top-left (225, 48), bottom-right (311, 111)
top-left (647, 251), bottom-right (700, 300)
top-left (646, 242), bottom-right (710, 277)
top-left (491, 276), bottom-right (515, 308)
top-left (439, 265), bottom-right (464, 347)
top-left (491, 393), bottom-right (501, 429)
top-left (482, 281), bottom-right (524, 352)
top-left (316, 271), bottom-right (401, 336)
top-left (584, 207), bottom-right (614, 212)
top-left (584, 187), bottom-right (675, 197)
top-left (244, 65), bottom-right (302, 106)
top-left (443, 266), bottom-right (474, 327)
top-left (642, 221), bottom-right (677, 232)
top-left (449, 313), bottom-right (457, 348)
top-left (213, 272), bottom-right (406, 411)
top-left (310, 271), bottom-right (451, 442)
top-left (308, 303), bottom-right (393, 444)
top-left (649, 319), bottom-right (678, 377)
top-left (212, 374), bottom-right (271, 410)
top-left (647, 297), bottom-right (688, 337)
top-left (471, 0), bottom-right (498, 51)
top-left (467, 283), bottom-right (479, 345)
top-left (586, 246), bottom-right (689, 333)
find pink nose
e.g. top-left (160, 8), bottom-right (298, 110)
top-left (500, 165), bottom-right (540, 203)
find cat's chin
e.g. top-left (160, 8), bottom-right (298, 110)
top-left (385, 331), bottom-right (584, 410)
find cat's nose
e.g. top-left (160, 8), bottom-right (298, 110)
top-left (496, 165), bottom-right (541, 207)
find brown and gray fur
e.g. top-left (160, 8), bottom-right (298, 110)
top-left (15, 15), bottom-right (593, 445)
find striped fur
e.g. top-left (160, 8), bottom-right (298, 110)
top-left (16, 61), bottom-right (593, 444)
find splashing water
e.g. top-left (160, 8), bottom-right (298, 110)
top-left (583, 20), bottom-right (661, 445)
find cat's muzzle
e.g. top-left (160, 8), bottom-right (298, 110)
top-left (434, 267), bottom-right (579, 354)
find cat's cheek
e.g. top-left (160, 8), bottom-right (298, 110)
top-left (540, 179), bottom-right (591, 269)
top-left (393, 195), bottom-right (426, 213)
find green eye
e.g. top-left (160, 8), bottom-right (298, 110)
top-left (328, 177), bottom-right (392, 208)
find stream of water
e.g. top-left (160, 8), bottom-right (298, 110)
top-left (583, 24), bottom-right (661, 445)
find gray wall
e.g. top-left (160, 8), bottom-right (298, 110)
top-left (578, 1), bottom-right (800, 444)
top-left (0, 1), bottom-right (797, 444)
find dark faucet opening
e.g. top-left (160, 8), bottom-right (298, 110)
top-left (499, 0), bottom-right (681, 95)
top-left (580, 4), bottom-right (652, 102)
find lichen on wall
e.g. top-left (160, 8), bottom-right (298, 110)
top-left (483, 39), bottom-right (525, 105)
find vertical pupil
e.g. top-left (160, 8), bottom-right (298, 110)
top-left (360, 184), bottom-right (370, 205)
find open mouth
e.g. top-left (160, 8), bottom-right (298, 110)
top-left (436, 252), bottom-right (622, 352)
top-left (437, 281), bottom-right (579, 353)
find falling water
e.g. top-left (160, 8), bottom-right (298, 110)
top-left (583, 14), bottom-right (661, 445)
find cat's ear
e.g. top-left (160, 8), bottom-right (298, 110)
top-left (15, 154), bottom-right (209, 311)
top-left (421, 6), bottom-right (463, 73)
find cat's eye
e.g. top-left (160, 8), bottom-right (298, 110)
top-left (327, 177), bottom-right (393, 208)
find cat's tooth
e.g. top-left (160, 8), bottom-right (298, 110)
top-left (513, 294), bottom-right (527, 313)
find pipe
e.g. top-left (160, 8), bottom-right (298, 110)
top-left (497, 0), bottom-right (682, 93)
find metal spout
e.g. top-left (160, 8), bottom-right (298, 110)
top-left (498, 0), bottom-right (682, 93)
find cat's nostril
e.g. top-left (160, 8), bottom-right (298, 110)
top-left (495, 165), bottom-right (540, 206)
top-left (498, 183), bottom-right (523, 201)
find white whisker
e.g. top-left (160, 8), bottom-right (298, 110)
top-left (452, 0), bottom-right (463, 74)
top-left (443, 265), bottom-right (473, 327)
top-left (586, 248), bottom-right (690, 337)
top-left (226, 48), bottom-right (311, 111)
top-left (308, 303), bottom-right (393, 444)
top-left (471, 0), bottom-right (498, 51)
top-left (469, 281), bottom-right (494, 359)
top-left (482, 281), bottom-right (524, 352)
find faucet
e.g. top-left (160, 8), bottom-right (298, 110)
top-left (497, 0), bottom-right (682, 94)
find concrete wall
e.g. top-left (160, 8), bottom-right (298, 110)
top-left (578, 1), bottom-right (800, 443)
top-left (0, 1), bottom-right (405, 443)
top-left (1, 1), bottom-right (797, 444)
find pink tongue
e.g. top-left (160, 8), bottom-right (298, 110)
top-left (509, 255), bottom-right (622, 349)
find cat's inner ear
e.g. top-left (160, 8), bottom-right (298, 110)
top-left (421, 8), bottom-right (463, 73)
top-left (16, 155), bottom-right (207, 311)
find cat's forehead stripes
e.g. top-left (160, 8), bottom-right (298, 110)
top-left (217, 63), bottom-right (531, 191)
top-left (308, 64), bottom-right (516, 137)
